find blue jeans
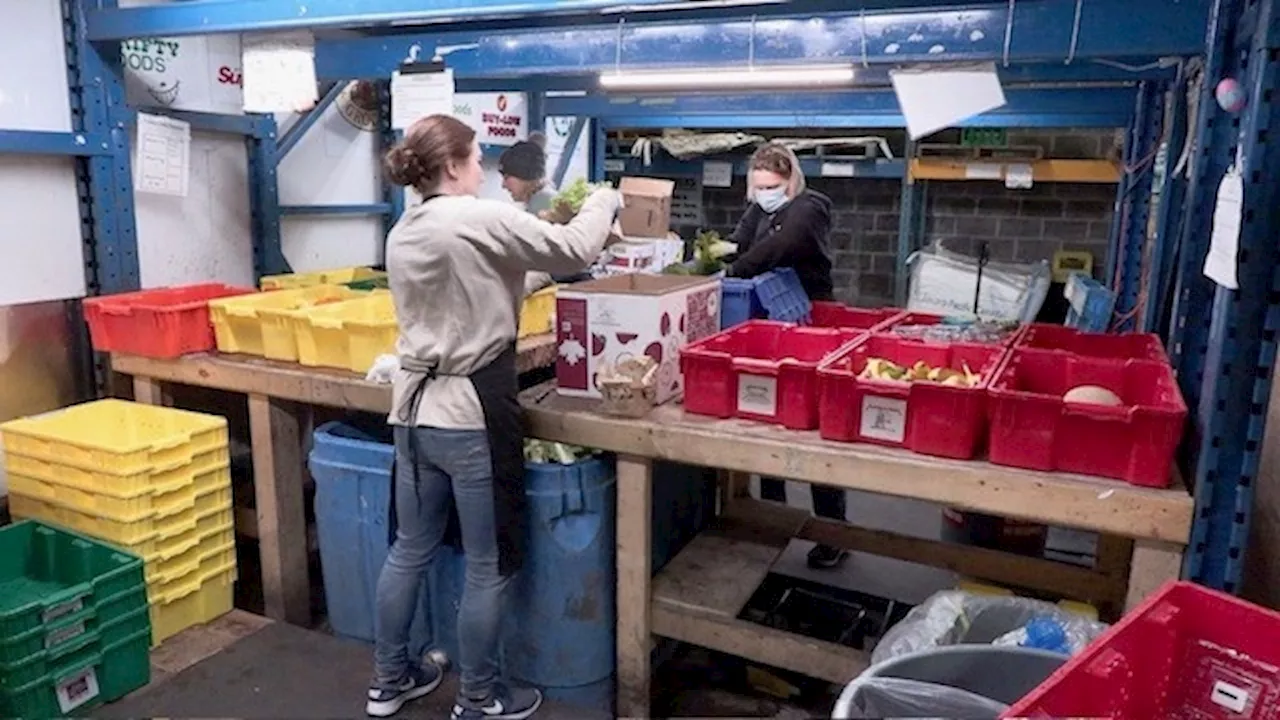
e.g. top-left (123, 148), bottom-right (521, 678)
top-left (374, 426), bottom-right (512, 699)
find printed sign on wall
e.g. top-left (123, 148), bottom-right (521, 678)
top-left (121, 35), bottom-right (244, 114)
top-left (454, 93), bottom-right (528, 146)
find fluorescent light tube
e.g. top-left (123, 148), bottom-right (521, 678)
top-left (599, 64), bottom-right (855, 90)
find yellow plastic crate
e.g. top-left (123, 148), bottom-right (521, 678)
top-left (260, 266), bottom-right (385, 291)
top-left (519, 285), bottom-right (559, 339)
top-left (5, 470), bottom-right (195, 523)
top-left (291, 293), bottom-right (398, 373)
top-left (193, 464), bottom-right (232, 501)
top-left (144, 511), bottom-right (235, 589)
top-left (149, 563), bottom-right (236, 646)
top-left (8, 493), bottom-right (197, 546)
top-left (3, 452), bottom-right (191, 500)
top-left (0, 399), bottom-right (227, 476)
top-left (208, 285), bottom-right (361, 360)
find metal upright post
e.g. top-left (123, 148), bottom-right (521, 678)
top-left (1185, 0), bottom-right (1280, 592)
top-left (247, 116), bottom-right (288, 279)
top-left (1145, 70), bottom-right (1192, 333)
top-left (378, 80), bottom-right (404, 253)
top-left (64, 0), bottom-right (140, 296)
top-left (1111, 81), bottom-right (1165, 332)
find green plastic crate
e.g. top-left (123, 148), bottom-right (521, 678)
top-left (0, 622), bottom-right (149, 716)
top-left (344, 277), bottom-right (389, 291)
top-left (0, 522), bottom-right (144, 662)
top-left (0, 632), bottom-right (98, 693)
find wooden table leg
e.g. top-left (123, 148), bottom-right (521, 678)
top-left (616, 455), bottom-right (653, 719)
top-left (132, 376), bottom-right (172, 406)
top-left (247, 393), bottom-right (311, 625)
top-left (1125, 539), bottom-right (1184, 611)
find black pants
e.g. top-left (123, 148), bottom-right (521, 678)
top-left (759, 477), bottom-right (846, 521)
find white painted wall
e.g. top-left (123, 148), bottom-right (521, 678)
top-left (0, 0), bottom-right (86, 305)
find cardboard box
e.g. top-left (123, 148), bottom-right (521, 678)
top-left (602, 238), bottom-right (685, 276)
top-left (618, 177), bottom-right (675, 239)
top-left (556, 274), bottom-right (721, 404)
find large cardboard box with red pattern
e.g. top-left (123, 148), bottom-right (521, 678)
top-left (556, 274), bottom-right (721, 404)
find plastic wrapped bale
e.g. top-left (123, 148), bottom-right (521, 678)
top-left (906, 242), bottom-right (1051, 323)
top-left (833, 646), bottom-right (1066, 719)
top-left (870, 590), bottom-right (1109, 666)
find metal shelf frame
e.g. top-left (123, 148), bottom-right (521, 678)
top-left (17, 0), bottom-right (1269, 594)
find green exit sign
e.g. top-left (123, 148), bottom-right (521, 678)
top-left (961, 128), bottom-right (1007, 148)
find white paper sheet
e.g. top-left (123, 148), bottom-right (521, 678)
top-left (821, 162), bottom-right (856, 178)
top-left (241, 32), bottom-right (318, 113)
top-left (1204, 169), bottom-right (1243, 289)
top-left (964, 162), bottom-right (1003, 180)
top-left (391, 69), bottom-right (455, 130)
top-left (701, 161), bottom-right (732, 188)
top-left (1005, 163), bottom-right (1034, 189)
top-left (890, 63), bottom-right (1007, 140)
top-left (134, 112), bottom-right (190, 197)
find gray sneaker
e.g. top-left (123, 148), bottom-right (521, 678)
top-left (450, 683), bottom-right (544, 720)
top-left (366, 662), bottom-right (443, 717)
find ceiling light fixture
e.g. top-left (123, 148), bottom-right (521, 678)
top-left (599, 63), bottom-right (856, 91)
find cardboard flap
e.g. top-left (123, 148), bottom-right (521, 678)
top-left (618, 177), bottom-right (675, 238)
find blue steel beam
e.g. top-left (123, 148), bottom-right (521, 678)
top-left (129, 107), bottom-right (266, 136)
top-left (313, 1), bottom-right (1208, 80)
top-left (1111, 80), bottom-right (1165, 331)
top-left (603, 154), bottom-right (905, 181)
top-left (1145, 73), bottom-right (1191, 334)
top-left (276, 82), bottom-right (345, 162)
top-left (547, 87), bottom-right (1136, 129)
top-left (0, 130), bottom-right (112, 157)
top-left (83, 0), bottom-right (1210, 47)
top-left (1184, 0), bottom-right (1280, 593)
top-left (280, 204), bottom-right (392, 216)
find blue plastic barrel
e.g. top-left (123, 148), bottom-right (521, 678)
top-left (507, 456), bottom-right (617, 712)
top-left (309, 422), bottom-right (433, 657)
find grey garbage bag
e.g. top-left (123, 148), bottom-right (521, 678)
top-left (836, 677), bottom-right (1009, 718)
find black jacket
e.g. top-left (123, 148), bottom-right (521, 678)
top-left (726, 189), bottom-right (835, 302)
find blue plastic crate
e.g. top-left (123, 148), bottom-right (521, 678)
top-left (1063, 273), bottom-right (1115, 333)
top-left (753, 268), bottom-right (812, 323)
top-left (719, 278), bottom-right (761, 329)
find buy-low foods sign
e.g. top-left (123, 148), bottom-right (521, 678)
top-left (454, 93), bottom-right (528, 146)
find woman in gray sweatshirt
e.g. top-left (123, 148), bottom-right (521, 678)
top-left (367, 113), bottom-right (620, 720)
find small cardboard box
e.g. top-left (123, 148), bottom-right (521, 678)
top-left (618, 177), bottom-right (675, 239)
top-left (556, 274), bottom-right (721, 404)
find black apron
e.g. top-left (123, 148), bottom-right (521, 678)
top-left (388, 345), bottom-right (529, 578)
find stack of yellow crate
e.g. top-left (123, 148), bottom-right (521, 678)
top-left (0, 399), bottom-right (237, 646)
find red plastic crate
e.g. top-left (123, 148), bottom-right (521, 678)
top-left (1004, 581), bottom-right (1280, 720)
top-left (1017, 323), bottom-right (1170, 364)
top-left (987, 349), bottom-right (1186, 487)
top-left (83, 283), bottom-right (254, 359)
top-left (816, 334), bottom-right (1005, 459)
top-left (680, 320), bottom-right (858, 429)
top-left (808, 303), bottom-right (901, 332)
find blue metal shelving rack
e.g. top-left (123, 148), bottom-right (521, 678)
top-left (0, 0), bottom-right (1261, 593)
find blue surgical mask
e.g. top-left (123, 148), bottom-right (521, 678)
top-left (755, 186), bottom-right (789, 214)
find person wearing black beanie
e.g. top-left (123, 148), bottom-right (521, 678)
top-left (498, 132), bottom-right (557, 215)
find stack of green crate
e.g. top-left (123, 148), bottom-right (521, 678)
top-left (0, 400), bottom-right (238, 647)
top-left (0, 521), bottom-right (151, 716)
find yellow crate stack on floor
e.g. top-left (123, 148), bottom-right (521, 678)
top-left (0, 400), bottom-right (238, 647)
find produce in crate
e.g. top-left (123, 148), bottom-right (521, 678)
top-left (662, 230), bottom-right (737, 276)
top-left (1062, 385), bottom-right (1123, 406)
top-left (858, 357), bottom-right (981, 387)
top-left (523, 439), bottom-right (597, 465)
top-left (892, 319), bottom-right (1019, 345)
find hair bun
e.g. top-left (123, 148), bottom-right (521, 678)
top-left (528, 131), bottom-right (547, 150)
top-left (385, 146), bottom-right (426, 188)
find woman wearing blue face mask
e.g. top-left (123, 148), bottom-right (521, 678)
top-left (725, 142), bottom-right (846, 569)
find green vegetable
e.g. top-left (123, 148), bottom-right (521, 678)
top-left (523, 439), bottom-right (598, 465)
top-left (552, 178), bottom-right (612, 216)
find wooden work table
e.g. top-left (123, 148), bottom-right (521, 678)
top-left (112, 349), bottom-right (1194, 720)
top-left (518, 384), bottom-right (1194, 718)
top-left (111, 333), bottom-right (556, 624)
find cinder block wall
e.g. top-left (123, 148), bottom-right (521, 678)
top-left (693, 128), bottom-right (1121, 308)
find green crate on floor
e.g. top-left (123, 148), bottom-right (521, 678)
top-left (0, 622), bottom-right (150, 716)
top-left (0, 521), bottom-right (145, 662)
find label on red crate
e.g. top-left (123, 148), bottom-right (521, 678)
top-left (860, 395), bottom-right (907, 443)
top-left (737, 374), bottom-right (777, 417)
top-left (45, 620), bottom-right (87, 649)
top-left (1211, 680), bottom-right (1251, 714)
top-left (56, 666), bottom-right (100, 714)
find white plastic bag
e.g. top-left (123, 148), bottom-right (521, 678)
top-left (906, 242), bottom-right (1051, 323)
top-left (835, 676), bottom-right (1009, 719)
